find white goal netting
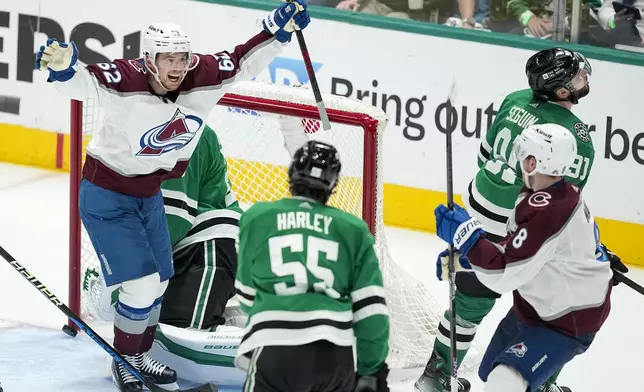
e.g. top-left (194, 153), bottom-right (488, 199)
top-left (70, 81), bottom-right (473, 377)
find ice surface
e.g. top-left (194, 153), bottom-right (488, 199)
top-left (0, 163), bottom-right (642, 392)
top-left (0, 327), bottom-right (239, 392)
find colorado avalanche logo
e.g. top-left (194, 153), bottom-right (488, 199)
top-left (528, 191), bottom-right (552, 208)
top-left (506, 342), bottom-right (528, 358)
top-left (137, 109), bottom-right (203, 156)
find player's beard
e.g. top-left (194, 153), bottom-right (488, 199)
top-left (573, 84), bottom-right (590, 101)
top-left (566, 84), bottom-right (590, 105)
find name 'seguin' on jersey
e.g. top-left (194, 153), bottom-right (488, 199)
top-left (507, 106), bottom-right (539, 129)
top-left (277, 211), bottom-right (334, 235)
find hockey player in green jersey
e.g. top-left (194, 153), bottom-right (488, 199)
top-left (151, 124), bottom-right (248, 386)
top-left (415, 48), bottom-right (598, 392)
top-left (234, 140), bottom-right (390, 392)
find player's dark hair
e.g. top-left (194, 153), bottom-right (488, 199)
top-left (525, 48), bottom-right (590, 104)
top-left (288, 140), bottom-right (342, 205)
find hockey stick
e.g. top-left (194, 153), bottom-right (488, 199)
top-left (444, 80), bottom-right (459, 392)
top-left (286, 0), bottom-right (332, 131)
top-left (0, 244), bottom-right (217, 392)
top-left (613, 272), bottom-right (644, 296)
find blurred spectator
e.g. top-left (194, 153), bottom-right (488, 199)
top-left (317, 0), bottom-right (644, 50)
top-left (443, 0), bottom-right (491, 29)
top-left (336, 0), bottom-right (413, 18)
top-left (589, 0), bottom-right (644, 46)
top-left (307, 0), bottom-right (340, 6)
top-left (504, 0), bottom-right (601, 38)
top-left (594, 0), bottom-right (644, 44)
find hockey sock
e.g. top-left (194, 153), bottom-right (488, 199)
top-left (484, 364), bottom-right (528, 392)
top-left (139, 296), bottom-right (163, 353)
top-left (432, 290), bottom-right (496, 371)
top-left (113, 299), bottom-right (155, 355)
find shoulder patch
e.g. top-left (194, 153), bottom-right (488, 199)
top-left (128, 59), bottom-right (147, 74)
top-left (573, 122), bottom-right (590, 143)
top-left (528, 191), bottom-right (552, 208)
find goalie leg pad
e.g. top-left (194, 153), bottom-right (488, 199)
top-left (149, 323), bottom-right (246, 386)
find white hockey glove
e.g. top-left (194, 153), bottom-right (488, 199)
top-left (35, 38), bottom-right (79, 82)
top-left (435, 248), bottom-right (473, 281)
top-left (263, 0), bottom-right (311, 43)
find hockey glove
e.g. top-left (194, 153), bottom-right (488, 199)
top-left (436, 248), bottom-right (472, 281)
top-left (263, 0), bottom-right (311, 43)
top-left (35, 38), bottom-right (78, 82)
top-left (355, 363), bottom-right (389, 392)
top-left (597, 242), bottom-right (629, 286)
top-left (435, 203), bottom-right (485, 255)
top-left (594, 221), bottom-right (629, 286)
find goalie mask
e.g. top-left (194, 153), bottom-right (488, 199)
top-left (511, 123), bottom-right (577, 189)
top-left (142, 23), bottom-right (198, 92)
top-left (526, 48), bottom-right (591, 104)
top-left (288, 140), bottom-right (342, 204)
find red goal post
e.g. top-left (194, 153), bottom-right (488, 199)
top-left (67, 81), bottom-right (458, 373)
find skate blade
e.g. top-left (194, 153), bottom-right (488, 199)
top-left (143, 381), bottom-right (218, 392)
top-left (143, 381), bottom-right (179, 391)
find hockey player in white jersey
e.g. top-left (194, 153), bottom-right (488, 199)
top-left (434, 124), bottom-right (613, 392)
top-left (34, 3), bottom-right (311, 391)
top-left (80, 109), bottom-right (316, 388)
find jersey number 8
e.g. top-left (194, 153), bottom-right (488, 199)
top-left (268, 234), bottom-right (341, 299)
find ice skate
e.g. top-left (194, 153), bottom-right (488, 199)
top-left (414, 350), bottom-right (471, 392)
top-left (111, 356), bottom-right (143, 392)
top-left (538, 382), bottom-right (572, 392)
top-left (138, 351), bottom-right (178, 390)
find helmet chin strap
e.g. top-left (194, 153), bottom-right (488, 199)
top-left (521, 166), bottom-right (537, 190)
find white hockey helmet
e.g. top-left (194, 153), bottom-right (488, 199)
top-left (141, 23), bottom-right (198, 91)
top-left (511, 123), bottom-right (577, 181)
top-left (142, 22), bottom-right (192, 61)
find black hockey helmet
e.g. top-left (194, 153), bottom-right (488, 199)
top-left (288, 140), bottom-right (342, 204)
top-left (525, 48), bottom-right (591, 104)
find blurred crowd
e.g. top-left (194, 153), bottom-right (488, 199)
top-left (308, 0), bottom-right (644, 49)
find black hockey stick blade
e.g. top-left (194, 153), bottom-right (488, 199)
top-left (0, 244), bottom-right (217, 392)
top-left (286, 0), bottom-right (332, 131)
top-left (613, 271), bottom-right (644, 296)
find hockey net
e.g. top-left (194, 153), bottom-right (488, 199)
top-left (69, 81), bottom-right (460, 375)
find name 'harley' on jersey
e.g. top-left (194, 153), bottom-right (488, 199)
top-left (277, 211), bottom-right (334, 234)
